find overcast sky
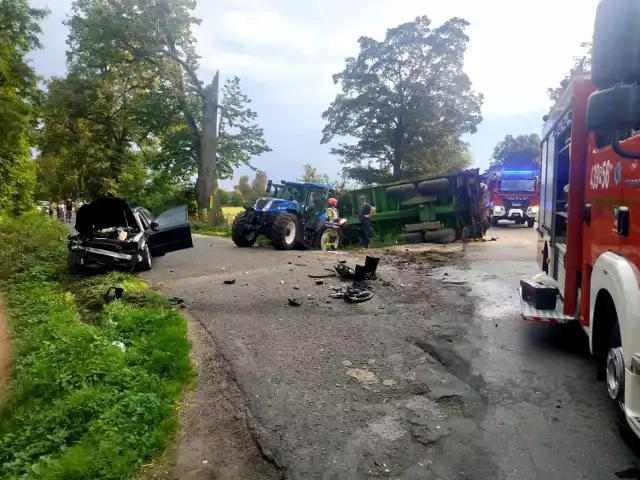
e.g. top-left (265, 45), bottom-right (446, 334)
top-left (28, 0), bottom-right (598, 188)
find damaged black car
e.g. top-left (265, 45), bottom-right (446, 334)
top-left (68, 198), bottom-right (193, 272)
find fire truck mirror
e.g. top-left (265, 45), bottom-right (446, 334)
top-left (588, 0), bottom-right (640, 160)
top-left (591, 0), bottom-right (640, 91)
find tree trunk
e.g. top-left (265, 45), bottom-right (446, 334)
top-left (199, 71), bottom-right (223, 225)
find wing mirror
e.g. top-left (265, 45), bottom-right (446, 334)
top-left (150, 221), bottom-right (159, 230)
top-left (587, 0), bottom-right (640, 159)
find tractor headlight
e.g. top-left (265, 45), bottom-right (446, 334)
top-left (264, 201), bottom-right (273, 210)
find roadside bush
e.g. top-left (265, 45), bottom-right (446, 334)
top-left (0, 215), bottom-right (194, 479)
top-left (0, 212), bottom-right (68, 282)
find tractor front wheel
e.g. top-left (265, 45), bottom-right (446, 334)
top-left (272, 213), bottom-right (299, 250)
top-left (232, 213), bottom-right (258, 247)
top-left (318, 228), bottom-right (342, 251)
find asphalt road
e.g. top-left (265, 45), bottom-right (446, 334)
top-left (143, 225), bottom-right (640, 480)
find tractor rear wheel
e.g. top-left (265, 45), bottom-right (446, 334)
top-left (272, 213), bottom-right (299, 250)
top-left (232, 213), bottom-right (258, 247)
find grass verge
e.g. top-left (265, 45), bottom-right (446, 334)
top-left (0, 213), bottom-right (194, 479)
top-left (190, 206), bottom-right (246, 238)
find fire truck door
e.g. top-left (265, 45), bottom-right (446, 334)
top-left (620, 152), bottom-right (640, 266)
top-left (585, 137), bottom-right (623, 263)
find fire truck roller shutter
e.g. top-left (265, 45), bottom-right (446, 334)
top-left (590, 251), bottom-right (640, 430)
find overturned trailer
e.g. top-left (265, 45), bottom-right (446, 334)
top-left (337, 169), bottom-right (488, 244)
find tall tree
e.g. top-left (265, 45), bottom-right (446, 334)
top-left (0, 0), bottom-right (48, 213)
top-left (547, 41), bottom-right (592, 107)
top-left (321, 15), bottom-right (483, 185)
top-left (251, 170), bottom-right (268, 196)
top-left (298, 164), bottom-right (332, 185)
top-left (236, 175), bottom-right (253, 201)
top-left (63, 0), bottom-right (269, 224)
top-left (490, 134), bottom-right (541, 170)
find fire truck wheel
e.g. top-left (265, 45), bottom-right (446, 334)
top-left (386, 184), bottom-right (417, 199)
top-left (606, 322), bottom-right (627, 426)
top-left (490, 217), bottom-right (499, 227)
top-left (527, 219), bottom-right (535, 228)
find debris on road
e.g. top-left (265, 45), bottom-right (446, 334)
top-left (330, 283), bottom-right (375, 303)
top-left (223, 279), bottom-right (236, 285)
top-left (315, 280), bottom-right (324, 285)
top-left (288, 297), bottom-right (303, 307)
top-left (104, 286), bottom-right (124, 304)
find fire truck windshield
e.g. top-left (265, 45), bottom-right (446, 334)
top-left (499, 179), bottom-right (536, 193)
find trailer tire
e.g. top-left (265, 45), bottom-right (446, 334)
top-left (423, 228), bottom-right (456, 244)
top-left (272, 213), bottom-right (299, 250)
top-left (527, 218), bottom-right (535, 228)
top-left (386, 184), bottom-right (417, 199)
top-left (417, 178), bottom-right (451, 196)
top-left (396, 232), bottom-right (423, 244)
top-left (232, 213), bottom-right (258, 247)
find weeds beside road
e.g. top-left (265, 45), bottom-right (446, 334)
top-left (0, 214), bottom-right (193, 479)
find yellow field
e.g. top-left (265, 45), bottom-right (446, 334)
top-left (222, 206), bottom-right (243, 225)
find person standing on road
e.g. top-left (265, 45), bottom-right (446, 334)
top-left (65, 199), bottom-right (73, 223)
top-left (359, 196), bottom-right (375, 249)
top-left (326, 197), bottom-right (339, 224)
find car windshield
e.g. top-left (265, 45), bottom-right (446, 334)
top-left (499, 179), bottom-right (536, 193)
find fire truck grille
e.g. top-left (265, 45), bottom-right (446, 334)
top-left (503, 197), bottom-right (530, 210)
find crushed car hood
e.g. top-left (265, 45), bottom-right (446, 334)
top-left (75, 197), bottom-right (138, 235)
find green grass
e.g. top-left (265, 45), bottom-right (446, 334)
top-left (189, 206), bottom-right (244, 238)
top-left (0, 213), bottom-right (194, 479)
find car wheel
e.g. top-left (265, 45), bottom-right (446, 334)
top-left (68, 251), bottom-right (82, 274)
top-left (138, 244), bottom-right (152, 271)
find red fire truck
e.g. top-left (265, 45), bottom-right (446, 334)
top-left (486, 169), bottom-right (540, 228)
top-left (519, 0), bottom-right (640, 434)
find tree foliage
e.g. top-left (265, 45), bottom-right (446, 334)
top-left (321, 15), bottom-right (482, 185)
top-left (36, 0), bottom-right (269, 223)
top-left (0, 0), bottom-right (48, 213)
top-left (298, 164), bottom-right (333, 185)
top-left (490, 134), bottom-right (541, 170)
top-left (233, 170), bottom-right (268, 202)
top-left (547, 41), bottom-right (592, 107)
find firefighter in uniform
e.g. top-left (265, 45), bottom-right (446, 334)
top-left (326, 197), bottom-right (339, 223)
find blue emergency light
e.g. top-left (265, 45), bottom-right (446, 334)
top-left (501, 170), bottom-right (536, 176)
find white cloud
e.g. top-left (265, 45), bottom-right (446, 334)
top-left (28, 0), bottom-right (602, 181)
top-left (195, 0), bottom-right (598, 115)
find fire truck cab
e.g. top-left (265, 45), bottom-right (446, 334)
top-left (487, 170), bottom-right (540, 228)
top-left (519, 0), bottom-right (640, 436)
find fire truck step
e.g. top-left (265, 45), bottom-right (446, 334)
top-left (519, 288), bottom-right (576, 324)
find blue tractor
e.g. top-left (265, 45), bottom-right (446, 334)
top-left (231, 180), bottom-right (343, 250)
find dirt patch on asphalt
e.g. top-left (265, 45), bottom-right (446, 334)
top-left (140, 312), bottom-right (281, 480)
top-left (0, 298), bottom-right (11, 399)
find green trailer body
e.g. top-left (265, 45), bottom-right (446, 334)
top-left (337, 168), bottom-right (488, 243)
